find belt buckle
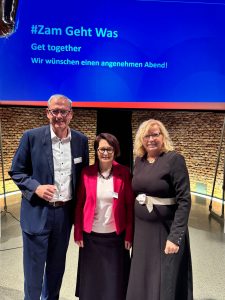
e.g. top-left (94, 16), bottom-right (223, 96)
top-left (146, 196), bottom-right (153, 213)
top-left (49, 201), bottom-right (57, 207)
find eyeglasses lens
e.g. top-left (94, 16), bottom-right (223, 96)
top-left (98, 148), bottom-right (114, 154)
top-left (49, 109), bottom-right (70, 117)
top-left (144, 133), bottom-right (161, 140)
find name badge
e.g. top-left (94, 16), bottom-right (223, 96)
top-left (74, 157), bottom-right (82, 164)
top-left (112, 192), bottom-right (118, 199)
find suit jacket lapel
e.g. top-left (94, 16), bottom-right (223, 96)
top-left (70, 133), bottom-right (77, 192)
top-left (70, 132), bottom-right (77, 159)
top-left (42, 125), bottom-right (54, 177)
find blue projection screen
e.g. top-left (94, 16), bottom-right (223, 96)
top-left (0, 0), bottom-right (225, 110)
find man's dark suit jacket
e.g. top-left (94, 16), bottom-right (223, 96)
top-left (9, 125), bottom-right (89, 234)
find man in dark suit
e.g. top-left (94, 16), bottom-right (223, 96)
top-left (9, 94), bottom-right (89, 300)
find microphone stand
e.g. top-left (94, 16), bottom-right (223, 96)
top-left (0, 119), bottom-right (7, 214)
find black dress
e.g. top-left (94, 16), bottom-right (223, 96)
top-left (126, 151), bottom-right (193, 300)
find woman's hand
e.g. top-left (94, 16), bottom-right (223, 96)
top-left (125, 241), bottom-right (132, 250)
top-left (75, 240), bottom-right (84, 247)
top-left (164, 240), bottom-right (179, 254)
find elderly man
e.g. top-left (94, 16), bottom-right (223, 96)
top-left (9, 94), bottom-right (89, 300)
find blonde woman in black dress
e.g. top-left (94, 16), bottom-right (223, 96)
top-left (126, 119), bottom-right (193, 300)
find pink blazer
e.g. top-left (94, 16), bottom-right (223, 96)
top-left (74, 161), bottom-right (134, 243)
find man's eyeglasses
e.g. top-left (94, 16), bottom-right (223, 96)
top-left (143, 133), bottom-right (161, 140)
top-left (98, 148), bottom-right (114, 154)
top-left (48, 109), bottom-right (71, 117)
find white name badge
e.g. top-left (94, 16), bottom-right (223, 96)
top-left (74, 157), bottom-right (82, 164)
top-left (112, 192), bottom-right (118, 199)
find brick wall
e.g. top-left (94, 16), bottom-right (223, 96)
top-left (132, 110), bottom-right (225, 198)
top-left (0, 106), bottom-right (97, 192)
top-left (1, 106), bottom-right (225, 199)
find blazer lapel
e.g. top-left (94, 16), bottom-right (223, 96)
top-left (42, 126), bottom-right (54, 177)
top-left (90, 165), bottom-right (98, 202)
top-left (112, 162), bottom-right (122, 194)
top-left (70, 132), bottom-right (78, 162)
top-left (70, 131), bottom-right (79, 184)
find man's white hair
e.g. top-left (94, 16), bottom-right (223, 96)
top-left (48, 94), bottom-right (72, 108)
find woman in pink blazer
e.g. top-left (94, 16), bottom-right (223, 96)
top-left (74, 133), bottom-right (134, 300)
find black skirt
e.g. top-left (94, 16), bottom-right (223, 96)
top-left (75, 231), bottom-right (131, 300)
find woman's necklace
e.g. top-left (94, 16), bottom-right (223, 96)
top-left (98, 166), bottom-right (113, 180)
top-left (147, 157), bottom-right (156, 164)
top-left (147, 152), bottom-right (162, 164)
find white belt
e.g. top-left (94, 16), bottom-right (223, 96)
top-left (136, 194), bottom-right (176, 213)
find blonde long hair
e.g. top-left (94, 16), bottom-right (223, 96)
top-left (134, 119), bottom-right (174, 157)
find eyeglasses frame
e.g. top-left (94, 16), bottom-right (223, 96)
top-left (48, 109), bottom-right (71, 117)
top-left (97, 148), bottom-right (114, 154)
top-left (143, 132), bottom-right (161, 140)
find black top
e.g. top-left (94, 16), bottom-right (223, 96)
top-left (132, 151), bottom-right (191, 246)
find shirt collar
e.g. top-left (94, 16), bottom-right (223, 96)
top-left (50, 125), bottom-right (71, 142)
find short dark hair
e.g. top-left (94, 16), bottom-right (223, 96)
top-left (94, 133), bottom-right (120, 159)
